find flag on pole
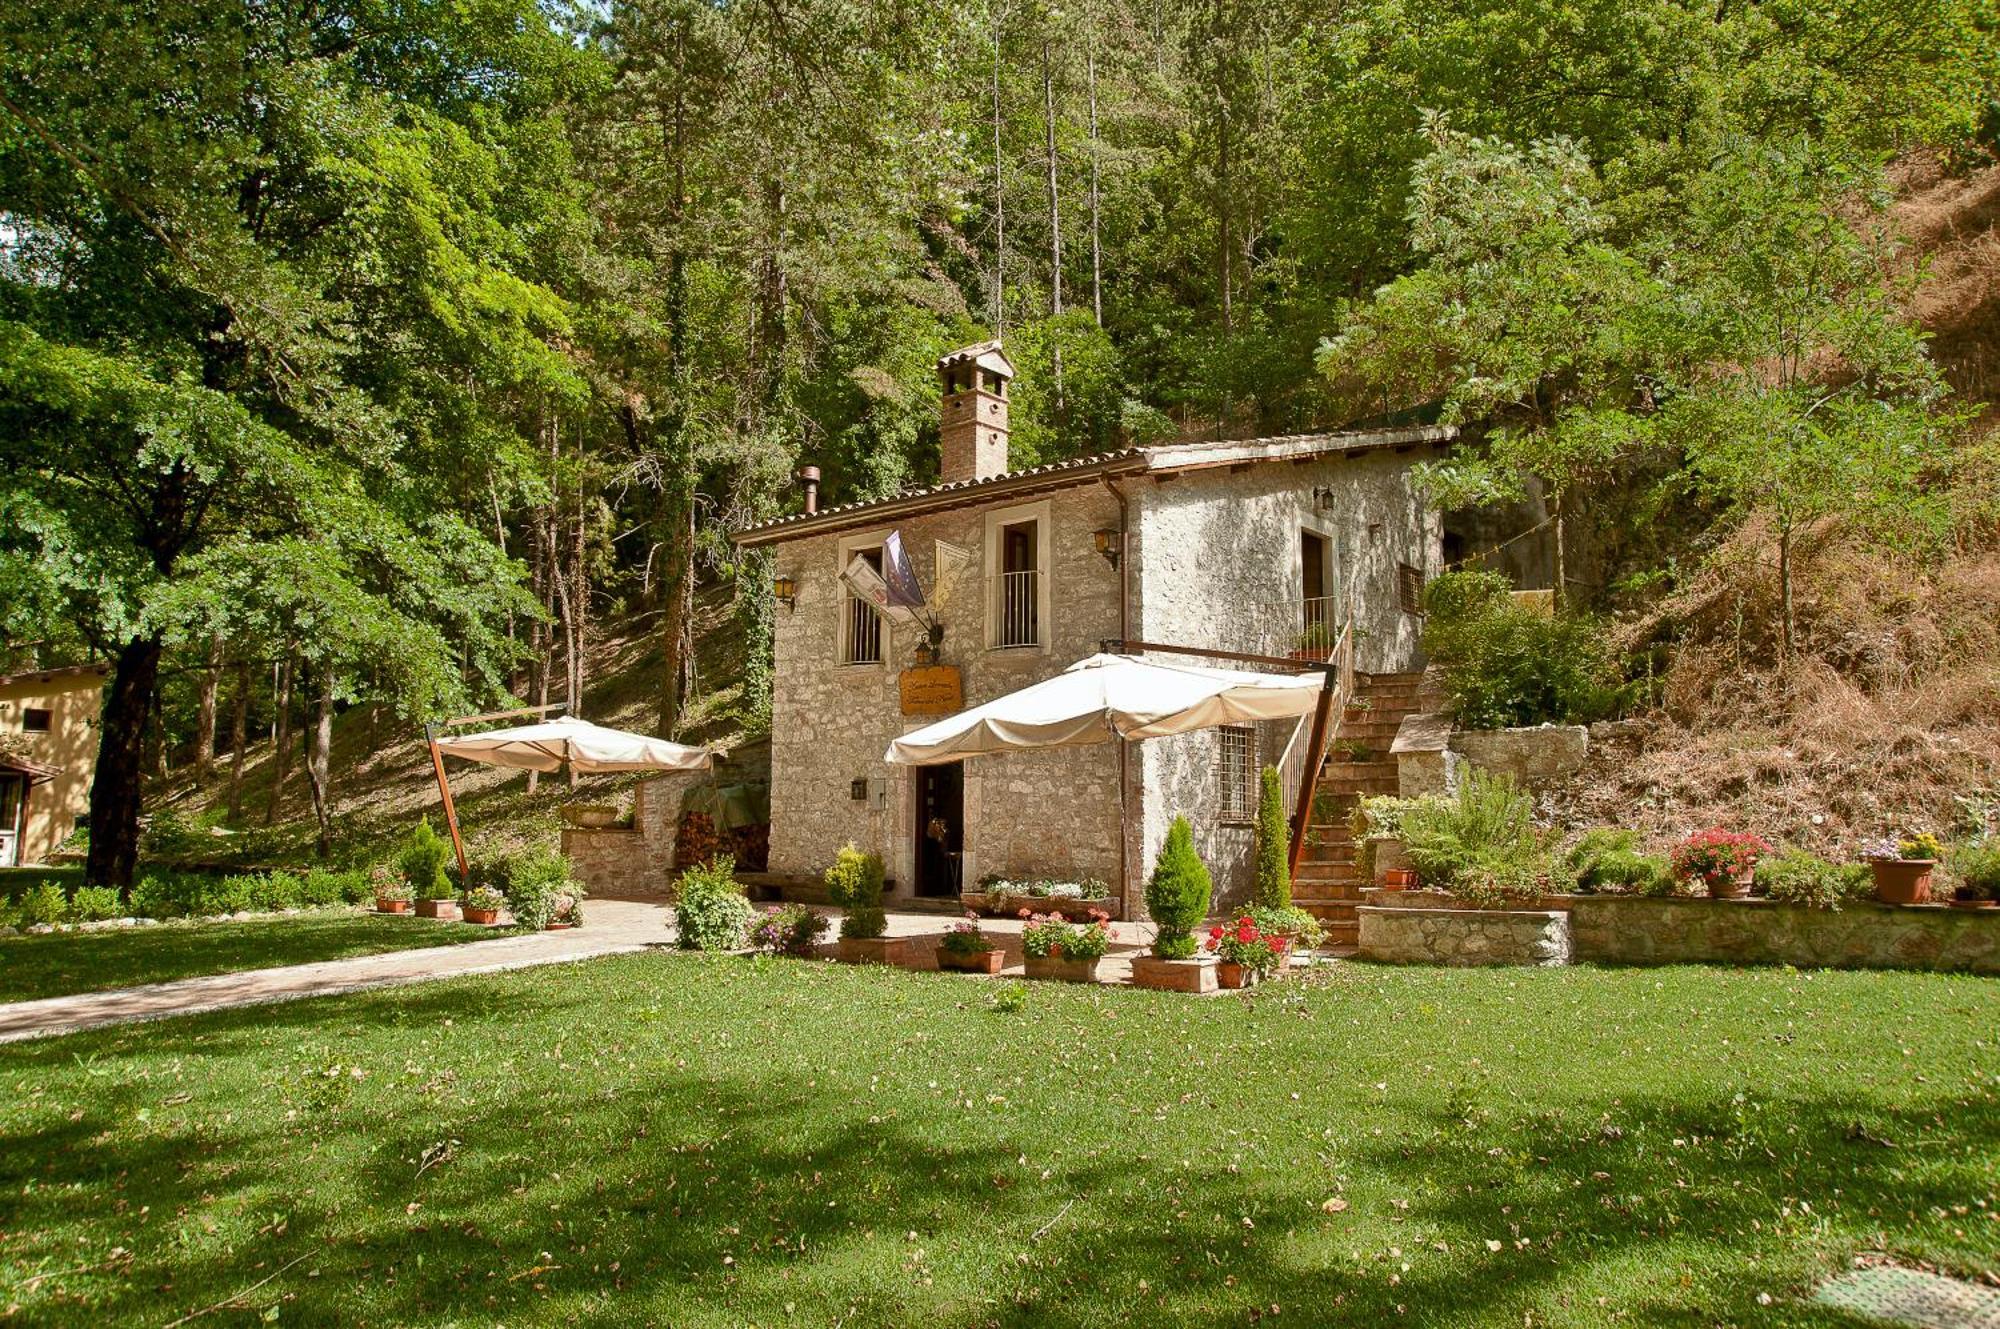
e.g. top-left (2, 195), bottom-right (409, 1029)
top-left (881, 531), bottom-right (927, 613)
top-left (840, 554), bottom-right (921, 627)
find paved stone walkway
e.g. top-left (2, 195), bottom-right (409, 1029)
top-left (0, 898), bottom-right (676, 1044)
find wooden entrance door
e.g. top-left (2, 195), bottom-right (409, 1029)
top-left (0, 775), bottom-right (24, 867)
top-left (915, 762), bottom-right (964, 897)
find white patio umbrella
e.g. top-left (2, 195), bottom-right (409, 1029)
top-left (433, 715), bottom-right (712, 774)
top-left (884, 653), bottom-right (1325, 766)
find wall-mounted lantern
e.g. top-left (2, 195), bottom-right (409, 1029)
top-left (1312, 485), bottom-right (1337, 513)
top-left (773, 573), bottom-right (798, 611)
top-left (1093, 527), bottom-right (1123, 570)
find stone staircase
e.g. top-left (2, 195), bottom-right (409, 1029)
top-left (1293, 671), bottom-right (1423, 952)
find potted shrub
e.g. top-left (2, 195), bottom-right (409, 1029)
top-left (1864, 834), bottom-right (1941, 905)
top-left (936, 915), bottom-right (1006, 974)
top-left (1132, 816), bottom-right (1215, 991)
top-left (749, 901), bottom-right (830, 955)
top-left (1248, 904), bottom-right (1325, 969)
top-left (1205, 916), bottom-right (1286, 989)
top-left (673, 857), bottom-right (754, 949)
top-left (1948, 840), bottom-right (2000, 909)
top-left (1021, 911), bottom-right (1110, 982)
top-left (462, 885), bottom-right (507, 925)
top-left (1669, 828), bottom-right (1771, 900)
top-left (828, 844), bottom-right (902, 963)
top-left (375, 880), bottom-right (413, 914)
top-left (398, 820), bottom-right (455, 917)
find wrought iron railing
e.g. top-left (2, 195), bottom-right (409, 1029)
top-left (995, 569), bottom-right (1039, 648)
top-left (845, 595), bottom-right (882, 664)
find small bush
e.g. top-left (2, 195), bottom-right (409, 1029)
top-left (1399, 769), bottom-right (1545, 903)
top-left (398, 819), bottom-right (454, 899)
top-left (300, 869), bottom-right (363, 907)
top-left (1421, 570), bottom-right (1619, 729)
top-left (1146, 816), bottom-right (1212, 956)
top-left (749, 902), bottom-right (828, 955)
top-left (1252, 766), bottom-right (1291, 909)
top-left (677, 856), bottom-right (755, 951)
top-left (824, 843), bottom-right (886, 941)
top-left (130, 873), bottom-right (190, 919)
top-left (498, 849), bottom-right (577, 929)
top-left (1560, 830), bottom-right (1671, 895)
top-left (247, 871), bottom-right (303, 912)
top-left (1947, 840), bottom-right (2000, 902)
top-left (190, 874), bottom-right (253, 916)
top-left (18, 882), bottom-right (68, 926)
top-left (68, 886), bottom-right (123, 922)
top-left (1758, 847), bottom-right (1872, 909)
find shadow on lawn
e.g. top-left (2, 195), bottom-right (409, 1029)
top-left (5, 975), bottom-right (1996, 1327)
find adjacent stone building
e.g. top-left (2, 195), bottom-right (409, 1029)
top-left (733, 342), bottom-right (1449, 916)
top-left (0, 663), bottom-right (107, 866)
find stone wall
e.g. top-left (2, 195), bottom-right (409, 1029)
top-left (561, 827), bottom-right (669, 898)
top-left (1450, 725), bottom-right (1587, 784)
top-left (1133, 447), bottom-right (1443, 906)
top-left (766, 483), bottom-right (1127, 904)
top-left (1568, 897), bottom-right (2000, 974)
top-left (1357, 904), bottom-right (1571, 966)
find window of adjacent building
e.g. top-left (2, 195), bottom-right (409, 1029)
top-left (1218, 726), bottom-right (1255, 823)
top-left (996, 520), bottom-right (1039, 648)
top-left (841, 546), bottom-right (885, 665)
top-left (21, 708), bottom-right (52, 734)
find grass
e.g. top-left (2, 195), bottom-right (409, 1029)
top-left (0, 957), bottom-right (1995, 1326)
top-left (0, 911), bottom-right (514, 1003)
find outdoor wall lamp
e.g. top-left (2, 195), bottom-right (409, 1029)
top-left (1312, 485), bottom-right (1337, 513)
top-left (773, 574), bottom-right (798, 611)
top-left (1093, 527), bottom-right (1123, 570)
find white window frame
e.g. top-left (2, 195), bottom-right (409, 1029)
top-left (836, 529), bottom-right (891, 668)
top-left (1217, 725), bottom-right (1256, 824)
top-left (982, 498), bottom-right (1052, 653)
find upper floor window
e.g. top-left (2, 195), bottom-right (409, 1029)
top-left (984, 500), bottom-right (1050, 651)
top-left (841, 546), bottom-right (884, 665)
top-left (21, 708), bottom-right (51, 734)
top-left (1218, 726), bottom-right (1255, 823)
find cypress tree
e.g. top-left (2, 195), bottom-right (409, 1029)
top-left (1253, 766), bottom-right (1292, 908)
top-left (1146, 815), bottom-right (1213, 958)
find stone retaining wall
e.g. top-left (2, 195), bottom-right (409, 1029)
top-left (560, 827), bottom-right (671, 899)
top-left (1568, 896), bottom-right (2000, 974)
top-left (1357, 904), bottom-right (1570, 967)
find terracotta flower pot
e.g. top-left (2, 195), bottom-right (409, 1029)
top-left (415, 899), bottom-right (458, 920)
top-left (1383, 868), bottom-right (1418, 890)
top-left (463, 906), bottom-right (502, 925)
top-left (1871, 859), bottom-right (1935, 906)
top-left (545, 921), bottom-right (574, 931)
top-left (938, 947), bottom-right (1006, 974)
top-left (376, 898), bottom-right (411, 914)
top-left (1023, 954), bottom-right (1103, 984)
top-left (1216, 961), bottom-right (1259, 990)
top-left (1708, 868), bottom-right (1754, 901)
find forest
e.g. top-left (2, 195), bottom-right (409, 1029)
top-left (1, 0), bottom-right (1995, 883)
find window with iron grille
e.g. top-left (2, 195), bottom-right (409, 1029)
top-left (842, 548), bottom-right (884, 665)
top-left (1217, 726), bottom-right (1255, 823)
top-left (995, 520), bottom-right (1040, 648)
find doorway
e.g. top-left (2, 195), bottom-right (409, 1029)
top-left (914, 762), bottom-right (964, 897)
top-left (0, 774), bottom-right (24, 868)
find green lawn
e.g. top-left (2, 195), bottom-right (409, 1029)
top-left (0, 912), bottom-right (513, 1003)
top-left (1, 957), bottom-right (1994, 1327)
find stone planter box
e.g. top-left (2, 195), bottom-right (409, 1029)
top-left (1023, 955), bottom-right (1105, 984)
top-left (562, 804), bottom-right (621, 828)
top-left (963, 892), bottom-right (1112, 921)
top-left (1361, 887), bottom-right (1580, 913)
top-left (1129, 955), bottom-right (1218, 993)
top-left (937, 947), bottom-right (1007, 975)
top-left (1357, 903), bottom-right (1571, 967)
top-left (837, 936), bottom-right (916, 966)
top-left (415, 899), bottom-right (459, 920)
top-left (1567, 895), bottom-right (2000, 974)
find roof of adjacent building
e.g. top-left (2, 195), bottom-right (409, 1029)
top-left (732, 424), bottom-right (1455, 547)
top-left (0, 662), bottom-right (110, 692)
top-left (0, 749), bottom-right (61, 784)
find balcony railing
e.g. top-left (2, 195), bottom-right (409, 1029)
top-left (995, 569), bottom-right (1039, 648)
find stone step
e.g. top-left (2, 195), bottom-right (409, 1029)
top-left (1299, 842), bottom-right (1355, 864)
top-left (1319, 757), bottom-right (1398, 778)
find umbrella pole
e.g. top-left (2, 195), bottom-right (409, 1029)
top-left (1286, 667), bottom-right (1340, 879)
top-left (424, 723), bottom-right (471, 883)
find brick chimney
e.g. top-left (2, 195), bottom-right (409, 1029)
top-left (937, 341), bottom-right (1014, 484)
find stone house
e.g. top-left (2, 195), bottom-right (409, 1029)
top-left (0, 662), bottom-right (107, 866)
top-left (732, 342), bottom-right (1451, 917)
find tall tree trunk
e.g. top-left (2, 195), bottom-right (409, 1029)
top-left (226, 659), bottom-right (249, 821)
top-left (1777, 521), bottom-right (1794, 663)
top-left (305, 666), bottom-right (334, 858)
top-left (1043, 39), bottom-right (1062, 319)
top-left (265, 651), bottom-right (293, 825)
top-left (1087, 36), bottom-right (1102, 327)
top-left (1551, 489), bottom-right (1567, 613)
top-left (754, 175), bottom-right (788, 420)
top-left (192, 634), bottom-right (220, 786)
top-left (991, 5), bottom-right (1007, 332)
top-left (84, 636), bottom-right (161, 888)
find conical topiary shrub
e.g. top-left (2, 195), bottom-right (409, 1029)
top-left (1253, 765), bottom-right (1292, 909)
top-left (1146, 815), bottom-right (1212, 958)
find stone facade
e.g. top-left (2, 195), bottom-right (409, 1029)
top-left (1568, 897), bottom-right (2000, 974)
top-left (1357, 903), bottom-right (1571, 966)
top-left (753, 429), bottom-right (1448, 917)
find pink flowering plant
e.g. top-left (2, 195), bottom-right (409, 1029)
top-left (939, 915), bottom-right (997, 956)
top-left (1020, 910), bottom-right (1110, 961)
top-left (1669, 828), bottom-right (1771, 891)
top-left (1204, 916), bottom-right (1287, 975)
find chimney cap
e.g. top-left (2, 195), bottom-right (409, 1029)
top-left (798, 464), bottom-right (821, 481)
top-left (937, 340), bottom-right (1014, 381)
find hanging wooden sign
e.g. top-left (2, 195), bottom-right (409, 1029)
top-left (899, 665), bottom-right (963, 716)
